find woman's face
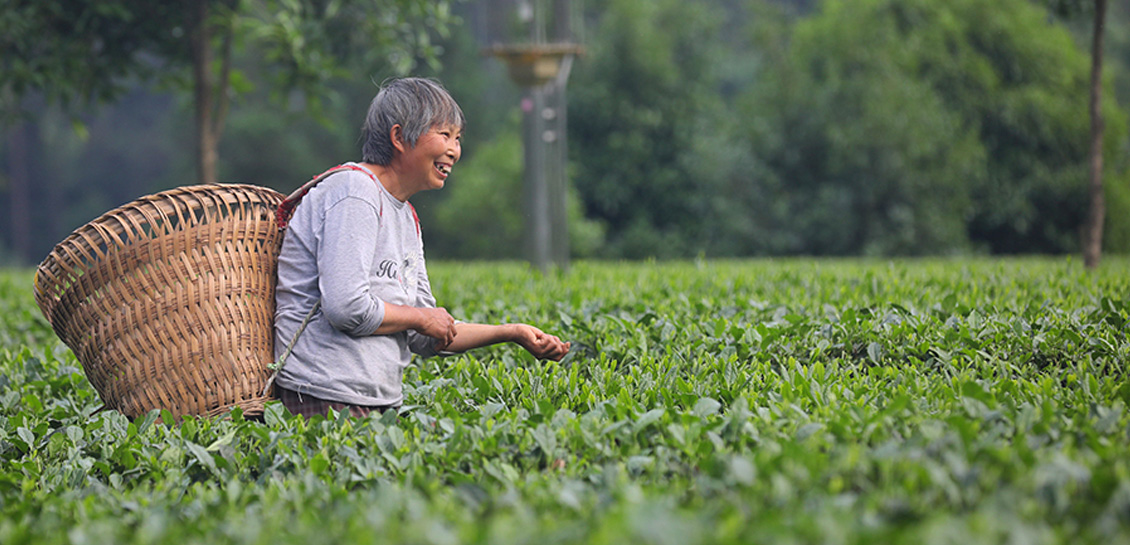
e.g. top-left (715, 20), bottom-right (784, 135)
top-left (401, 124), bottom-right (462, 192)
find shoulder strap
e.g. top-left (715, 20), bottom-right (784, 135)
top-left (275, 163), bottom-right (421, 237)
top-left (275, 164), bottom-right (378, 229)
top-left (408, 203), bottom-right (421, 238)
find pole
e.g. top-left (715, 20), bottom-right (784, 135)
top-left (524, 86), bottom-right (552, 271)
top-left (547, 57), bottom-right (573, 270)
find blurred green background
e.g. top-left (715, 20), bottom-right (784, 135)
top-left (2, 0), bottom-right (1129, 265)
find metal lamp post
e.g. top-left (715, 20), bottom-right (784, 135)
top-left (485, 0), bottom-right (582, 272)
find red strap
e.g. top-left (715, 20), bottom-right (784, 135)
top-left (276, 163), bottom-right (421, 237)
top-left (276, 164), bottom-right (375, 229)
top-left (408, 203), bottom-right (421, 237)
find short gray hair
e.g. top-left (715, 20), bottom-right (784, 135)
top-left (360, 77), bottom-right (466, 166)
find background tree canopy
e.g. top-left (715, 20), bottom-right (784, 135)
top-left (739, 0), bottom-right (1127, 256)
top-left (1, 0), bottom-right (1128, 264)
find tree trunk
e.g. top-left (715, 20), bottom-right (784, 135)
top-left (7, 123), bottom-right (31, 265)
top-left (1083, 0), bottom-right (1107, 269)
top-left (190, 0), bottom-right (216, 186)
top-left (189, 0), bottom-right (235, 187)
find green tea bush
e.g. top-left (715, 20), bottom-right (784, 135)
top-left (2, 259), bottom-right (1128, 544)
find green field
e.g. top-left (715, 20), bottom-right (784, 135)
top-left (2, 258), bottom-right (1129, 544)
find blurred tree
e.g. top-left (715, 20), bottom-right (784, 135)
top-left (743, 0), bottom-right (1128, 255)
top-left (1, 0), bottom-right (456, 187)
top-left (1083, 0), bottom-right (1109, 268)
top-left (1045, 0), bottom-right (1111, 267)
top-left (1, 0), bottom-right (455, 265)
top-left (0, 90), bottom-right (188, 265)
top-left (406, 2), bottom-right (524, 242)
top-left (568, 0), bottom-right (736, 258)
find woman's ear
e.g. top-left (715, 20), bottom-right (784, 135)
top-left (390, 124), bottom-right (407, 153)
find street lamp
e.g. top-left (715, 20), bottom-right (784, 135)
top-left (486, 43), bottom-right (582, 87)
top-left (484, 0), bottom-right (582, 272)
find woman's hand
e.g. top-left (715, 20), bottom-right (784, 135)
top-left (415, 307), bottom-right (458, 349)
top-left (374, 304), bottom-right (457, 347)
top-left (509, 324), bottom-right (570, 361)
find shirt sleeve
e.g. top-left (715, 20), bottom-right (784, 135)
top-left (317, 196), bottom-right (386, 337)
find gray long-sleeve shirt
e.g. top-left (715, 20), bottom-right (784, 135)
top-left (273, 164), bottom-right (438, 407)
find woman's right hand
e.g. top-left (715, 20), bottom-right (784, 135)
top-left (372, 304), bottom-right (456, 348)
top-left (414, 307), bottom-right (457, 349)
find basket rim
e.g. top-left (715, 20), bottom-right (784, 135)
top-left (34, 183), bottom-right (284, 293)
top-left (40, 183), bottom-right (281, 252)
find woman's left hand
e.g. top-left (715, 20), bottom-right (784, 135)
top-left (510, 324), bottom-right (571, 361)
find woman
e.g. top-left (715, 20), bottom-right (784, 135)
top-left (273, 77), bottom-right (570, 417)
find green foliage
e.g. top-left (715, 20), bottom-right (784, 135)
top-left (217, 90), bottom-right (358, 191)
top-left (429, 119), bottom-right (526, 259)
top-left (3, 258), bottom-right (1130, 542)
top-left (6, 0), bottom-right (1130, 264)
top-left (240, 0), bottom-right (456, 110)
top-left (0, 0), bottom-right (459, 265)
top-left (565, 0), bottom-right (1130, 258)
top-left (569, 0), bottom-right (737, 258)
top-left (0, 1), bottom-right (185, 121)
top-left (1, 0), bottom-right (456, 121)
top-left (743, 0), bottom-right (1130, 255)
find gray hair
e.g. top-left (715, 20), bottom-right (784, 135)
top-left (360, 77), bottom-right (466, 166)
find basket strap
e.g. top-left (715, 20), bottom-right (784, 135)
top-left (275, 163), bottom-right (421, 236)
top-left (276, 164), bottom-right (378, 229)
top-left (408, 202), bottom-right (421, 237)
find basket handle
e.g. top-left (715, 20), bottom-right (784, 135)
top-left (263, 301), bottom-right (321, 397)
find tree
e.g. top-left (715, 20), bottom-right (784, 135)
top-left (1065, 0), bottom-right (1112, 268)
top-left (1045, 0), bottom-right (1115, 267)
top-left (568, 0), bottom-right (737, 258)
top-left (1084, 0), bottom-right (1109, 268)
top-left (1, 0), bottom-right (455, 186)
top-left (742, 0), bottom-right (1128, 255)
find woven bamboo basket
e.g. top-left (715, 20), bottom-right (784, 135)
top-left (33, 184), bottom-right (286, 419)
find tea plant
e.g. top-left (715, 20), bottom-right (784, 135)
top-left (2, 258), bottom-right (1128, 544)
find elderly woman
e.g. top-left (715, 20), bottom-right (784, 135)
top-left (272, 77), bottom-right (569, 418)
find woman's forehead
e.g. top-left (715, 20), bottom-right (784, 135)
top-left (430, 123), bottom-right (463, 135)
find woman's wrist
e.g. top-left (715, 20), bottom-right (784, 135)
top-left (409, 307), bottom-right (428, 331)
top-left (503, 323), bottom-right (522, 343)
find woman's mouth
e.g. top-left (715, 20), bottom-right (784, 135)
top-left (435, 162), bottom-right (452, 177)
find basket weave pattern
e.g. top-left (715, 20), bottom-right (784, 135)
top-left (34, 184), bottom-right (286, 418)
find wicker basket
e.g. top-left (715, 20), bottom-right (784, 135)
top-left (34, 184), bottom-right (286, 419)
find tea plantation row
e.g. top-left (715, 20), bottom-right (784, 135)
top-left (1, 258), bottom-right (1128, 544)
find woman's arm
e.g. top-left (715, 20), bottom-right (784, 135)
top-left (373, 303), bottom-right (457, 348)
top-left (377, 302), bottom-right (569, 360)
top-left (442, 323), bottom-right (570, 361)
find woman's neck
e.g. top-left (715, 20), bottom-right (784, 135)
top-left (358, 162), bottom-right (411, 202)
